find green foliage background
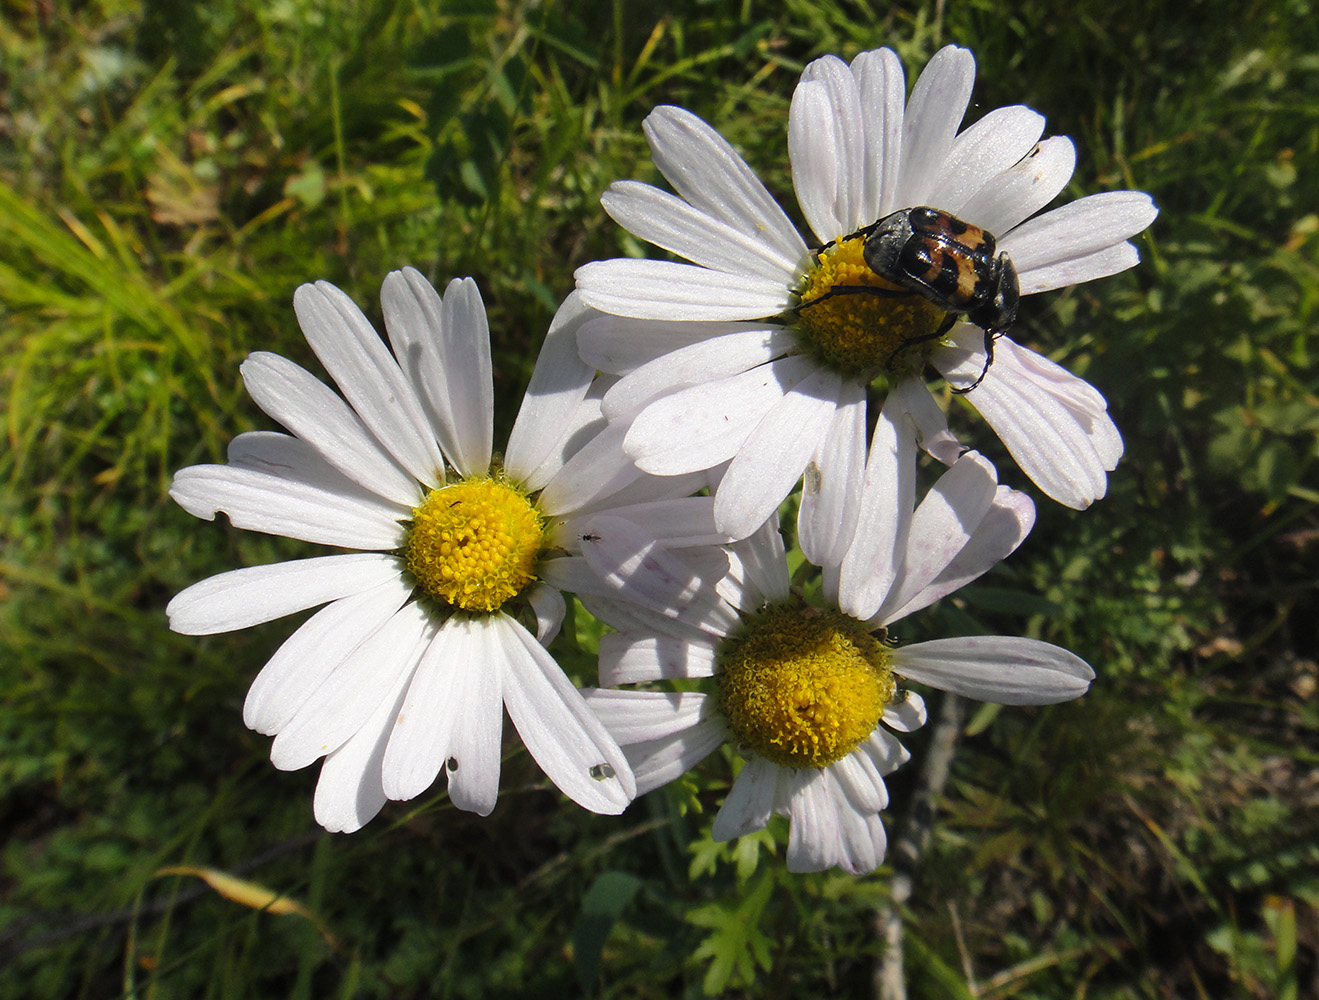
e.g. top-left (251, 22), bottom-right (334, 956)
top-left (2, 0), bottom-right (1316, 997)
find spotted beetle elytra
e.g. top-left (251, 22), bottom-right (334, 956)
top-left (859, 206), bottom-right (1019, 392)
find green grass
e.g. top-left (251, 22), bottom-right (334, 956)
top-left (2, 0), bottom-right (1317, 997)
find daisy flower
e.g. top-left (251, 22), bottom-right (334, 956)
top-left (164, 270), bottom-right (718, 833)
top-left (569, 391), bottom-right (1094, 874)
top-left (574, 44), bottom-right (1158, 539)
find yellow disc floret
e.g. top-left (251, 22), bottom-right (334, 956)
top-left (795, 232), bottom-right (948, 375)
top-left (404, 477), bottom-right (544, 613)
top-left (717, 604), bottom-right (895, 769)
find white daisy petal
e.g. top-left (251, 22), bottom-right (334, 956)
top-left (293, 281), bottom-right (445, 486)
top-left (1085, 404), bottom-right (1124, 471)
top-left (892, 635), bottom-right (1094, 704)
top-left (525, 581), bottom-right (566, 645)
top-left (535, 423), bottom-right (640, 517)
top-left (312, 661), bottom-right (414, 834)
top-left (835, 807), bottom-right (888, 875)
top-left (643, 105), bottom-right (808, 264)
top-left (712, 756), bottom-right (780, 841)
top-left (581, 689), bottom-right (709, 745)
top-left (811, 768), bottom-right (887, 874)
top-left (577, 314), bottom-right (760, 376)
top-left (852, 47), bottom-right (905, 219)
top-left (240, 352), bottom-right (421, 507)
top-left (976, 341), bottom-right (1075, 407)
top-left (927, 105), bottom-right (1046, 214)
top-left (959, 135), bottom-right (1076, 236)
top-left (988, 335), bottom-right (1118, 442)
top-left (562, 496), bottom-right (725, 553)
top-left (432, 277), bottom-right (494, 477)
top-left (935, 339), bottom-right (1109, 508)
top-left (883, 486), bottom-right (1035, 623)
top-left (626, 354), bottom-right (818, 477)
top-left (577, 590), bottom-right (720, 646)
top-left (269, 600), bottom-right (432, 771)
top-left (873, 450), bottom-right (999, 624)
top-left (622, 716), bottom-right (729, 796)
top-left (601, 182), bottom-right (801, 283)
top-left (893, 45), bottom-right (976, 209)
top-left (785, 769), bottom-right (845, 873)
top-left (1018, 241), bottom-right (1142, 295)
top-left (714, 367), bottom-right (843, 540)
top-left (712, 369), bottom-right (844, 540)
top-left (443, 617), bottom-right (507, 816)
top-left (832, 747), bottom-right (890, 813)
top-left (789, 77), bottom-right (846, 242)
top-left (581, 688), bottom-right (727, 797)
top-left (797, 55), bottom-right (867, 235)
top-left (500, 618), bottom-right (636, 814)
top-left (504, 292), bottom-right (597, 485)
top-left (862, 727), bottom-right (911, 776)
top-left (580, 516), bottom-right (735, 629)
top-left (887, 374), bottom-right (964, 467)
top-left (838, 400), bottom-right (917, 621)
top-left (728, 515), bottom-right (790, 607)
top-left (170, 457), bottom-right (405, 551)
top-left (536, 553), bottom-right (605, 600)
top-left (243, 574), bottom-right (414, 736)
top-left (574, 259), bottom-right (791, 322)
top-left (379, 267), bottom-right (461, 468)
top-left (601, 326), bottom-right (793, 424)
top-left (1000, 190), bottom-right (1158, 274)
top-left (166, 552), bottom-right (402, 635)
top-left (882, 690), bottom-right (927, 733)
top-left (380, 621), bottom-right (466, 802)
top-left (223, 431), bottom-right (410, 513)
top-left (598, 633), bottom-right (719, 685)
top-left (517, 404), bottom-right (610, 509)
top-left (569, 468), bottom-right (712, 517)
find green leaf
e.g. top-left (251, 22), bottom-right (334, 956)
top-left (688, 875), bottom-right (775, 995)
top-left (283, 160), bottom-right (327, 208)
top-left (573, 871), bottom-right (643, 994)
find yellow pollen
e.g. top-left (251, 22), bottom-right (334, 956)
top-left (404, 477), bottom-right (544, 613)
top-left (717, 605), bottom-right (895, 769)
top-left (795, 233), bottom-right (949, 375)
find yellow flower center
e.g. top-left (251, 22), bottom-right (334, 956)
top-left (404, 477), bottom-right (544, 613)
top-left (717, 604), bottom-right (895, 769)
top-left (794, 232), bottom-right (948, 376)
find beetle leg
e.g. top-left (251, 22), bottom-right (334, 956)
top-left (898, 312), bottom-right (958, 349)
top-left (950, 329), bottom-right (997, 394)
top-left (811, 222), bottom-right (873, 258)
top-left (793, 284), bottom-right (910, 314)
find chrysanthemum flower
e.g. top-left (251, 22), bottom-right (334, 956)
top-left (567, 392), bottom-right (1094, 874)
top-left (574, 44), bottom-right (1158, 538)
top-left (164, 270), bottom-right (714, 832)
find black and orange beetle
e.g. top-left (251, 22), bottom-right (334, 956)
top-left (860, 206), bottom-right (1018, 392)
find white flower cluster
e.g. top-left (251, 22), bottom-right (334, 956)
top-left (169, 46), bottom-right (1153, 873)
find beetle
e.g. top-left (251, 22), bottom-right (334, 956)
top-left (860, 206), bottom-right (1019, 392)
